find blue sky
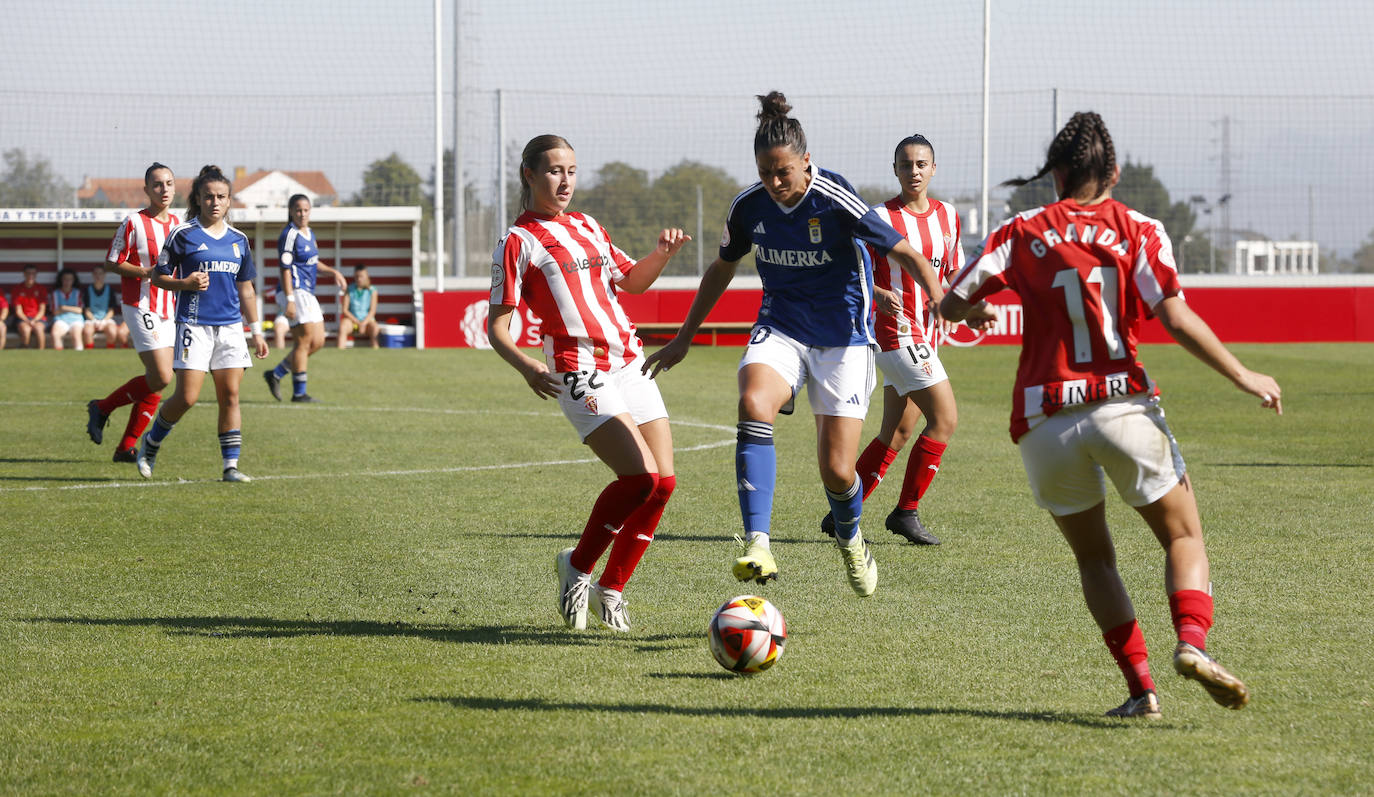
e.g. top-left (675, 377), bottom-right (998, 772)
top-left (3, 0), bottom-right (1371, 253)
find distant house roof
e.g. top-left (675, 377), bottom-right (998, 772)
top-left (77, 177), bottom-right (194, 209)
top-left (77, 169), bottom-right (337, 209)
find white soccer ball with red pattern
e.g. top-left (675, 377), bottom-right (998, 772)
top-left (708, 595), bottom-right (787, 674)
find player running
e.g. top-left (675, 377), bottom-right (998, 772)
top-left (941, 111), bottom-right (1280, 718)
top-left (489, 134), bottom-right (689, 632)
top-left (137, 165), bottom-right (269, 482)
top-left (263, 194), bottom-right (346, 403)
top-left (86, 163), bottom-right (181, 462)
top-left (644, 92), bottom-right (947, 597)
top-left (821, 134), bottom-right (962, 546)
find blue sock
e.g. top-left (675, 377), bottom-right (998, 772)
top-left (272, 360), bottom-right (290, 379)
top-left (736, 421), bottom-right (776, 536)
top-left (219, 429), bottom-right (242, 470)
top-left (292, 372), bottom-right (307, 397)
top-left (146, 411), bottom-right (175, 446)
top-left (826, 479), bottom-right (863, 543)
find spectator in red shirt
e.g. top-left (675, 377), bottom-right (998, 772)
top-left (11, 265), bottom-right (49, 349)
top-left (0, 292), bottom-right (9, 349)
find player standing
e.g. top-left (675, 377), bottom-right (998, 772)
top-left (137, 165), bottom-right (269, 482)
top-left (490, 134), bottom-right (689, 632)
top-left (941, 112), bottom-right (1280, 718)
top-left (86, 163), bottom-right (181, 462)
top-left (644, 93), bottom-right (948, 597)
top-left (263, 194), bottom-right (345, 403)
top-left (821, 134), bottom-right (962, 546)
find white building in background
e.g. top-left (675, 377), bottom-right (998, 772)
top-left (1233, 240), bottom-right (1319, 275)
top-left (231, 169), bottom-right (338, 209)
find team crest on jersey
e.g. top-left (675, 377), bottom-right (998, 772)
top-left (943, 233), bottom-right (953, 250)
top-left (232, 242), bottom-right (240, 258)
top-left (584, 396), bottom-right (598, 414)
top-left (808, 217), bottom-right (822, 244)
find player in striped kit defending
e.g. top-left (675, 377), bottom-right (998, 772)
top-left (86, 163), bottom-right (181, 463)
top-left (821, 134), bottom-right (963, 546)
top-left (941, 112), bottom-right (1279, 718)
top-left (137, 165), bottom-right (269, 483)
top-left (644, 93), bottom-right (948, 597)
top-left (489, 135), bottom-right (689, 632)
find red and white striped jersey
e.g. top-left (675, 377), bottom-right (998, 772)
top-left (106, 208), bottom-right (181, 318)
top-left (948, 197), bottom-right (1182, 442)
top-left (491, 211), bottom-right (642, 373)
top-left (868, 197), bottom-right (963, 351)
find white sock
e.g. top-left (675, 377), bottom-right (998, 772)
top-left (745, 531), bottom-right (770, 549)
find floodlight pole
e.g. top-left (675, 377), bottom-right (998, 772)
top-left (433, 0), bottom-right (445, 292)
top-left (980, 0), bottom-right (990, 240)
top-left (453, 0), bottom-right (466, 280)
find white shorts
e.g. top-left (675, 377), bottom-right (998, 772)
top-left (174, 322), bottom-right (252, 372)
top-left (557, 357), bottom-right (668, 441)
top-left (123, 304), bottom-right (175, 353)
top-left (876, 342), bottom-right (949, 395)
top-left (737, 325), bottom-right (874, 419)
top-left (286, 292), bottom-right (324, 326)
top-left (1018, 394), bottom-right (1186, 516)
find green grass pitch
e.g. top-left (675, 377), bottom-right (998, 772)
top-left (2, 342), bottom-right (1371, 794)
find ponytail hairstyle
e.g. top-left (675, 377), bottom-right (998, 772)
top-left (144, 161), bottom-right (172, 184)
top-left (518, 134), bottom-right (573, 211)
top-left (894, 133), bottom-right (935, 163)
top-left (753, 91), bottom-right (807, 157)
top-left (1002, 111), bottom-right (1116, 201)
top-left (186, 164), bottom-right (233, 221)
top-left (288, 193), bottom-right (310, 211)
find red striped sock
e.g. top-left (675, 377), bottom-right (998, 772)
top-left (855, 439), bottom-right (898, 500)
top-left (599, 475), bottom-right (675, 591)
top-left (1169, 589), bottom-right (1214, 650)
top-left (97, 375), bottom-right (152, 415)
top-left (570, 473), bottom-right (658, 574)
top-left (119, 393), bottom-right (162, 452)
top-left (896, 435), bottom-right (947, 511)
top-left (1103, 619), bottom-right (1156, 697)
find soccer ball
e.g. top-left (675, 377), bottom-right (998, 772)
top-left (708, 595), bottom-right (787, 674)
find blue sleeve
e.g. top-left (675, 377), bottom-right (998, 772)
top-left (237, 235), bottom-right (256, 282)
top-left (852, 208), bottom-right (904, 254)
top-left (719, 197), bottom-right (754, 262)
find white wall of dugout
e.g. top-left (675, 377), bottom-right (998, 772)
top-left (0, 206), bottom-right (422, 345)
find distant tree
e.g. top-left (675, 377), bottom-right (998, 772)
top-left (0, 148), bottom-right (73, 206)
top-left (572, 161), bottom-right (654, 251)
top-left (353, 153), bottom-right (423, 206)
top-left (1005, 174), bottom-right (1057, 215)
top-left (643, 161), bottom-right (741, 275)
top-left (1349, 229), bottom-right (1374, 273)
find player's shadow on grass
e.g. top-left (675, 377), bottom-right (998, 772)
top-left (1207, 462), bottom-right (1370, 468)
top-left (414, 695), bottom-right (1159, 730)
top-left (0, 457), bottom-right (85, 464)
top-left (0, 474), bottom-right (124, 483)
top-left (494, 532), bottom-right (837, 545)
top-left (23, 615), bottom-right (620, 647)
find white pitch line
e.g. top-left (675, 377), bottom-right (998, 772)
top-left (0, 404), bottom-right (735, 493)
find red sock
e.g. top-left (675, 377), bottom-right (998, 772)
top-left (599, 475), bottom-right (676, 591)
top-left (1103, 619), bottom-right (1156, 696)
top-left (97, 375), bottom-right (152, 415)
top-left (897, 435), bottom-right (947, 511)
top-left (1169, 589), bottom-right (1214, 650)
top-left (119, 393), bottom-right (162, 452)
top-left (570, 473), bottom-right (658, 574)
top-left (855, 439), bottom-right (898, 500)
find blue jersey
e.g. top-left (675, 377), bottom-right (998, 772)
top-left (720, 164), bottom-right (903, 347)
top-left (278, 224), bottom-right (320, 293)
top-left (157, 218), bottom-right (257, 326)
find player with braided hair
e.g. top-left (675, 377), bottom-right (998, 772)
top-left (645, 92), bottom-right (950, 597)
top-left (941, 111), bottom-right (1279, 718)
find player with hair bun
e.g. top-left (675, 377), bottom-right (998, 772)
top-left (941, 111), bottom-right (1280, 718)
top-left (821, 133), bottom-right (965, 546)
top-left (86, 162), bottom-right (180, 462)
top-left (137, 165), bottom-right (269, 483)
top-left (490, 134), bottom-right (690, 632)
top-left (263, 193), bottom-right (346, 403)
top-left (644, 92), bottom-right (949, 597)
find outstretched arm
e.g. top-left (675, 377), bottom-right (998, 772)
top-left (641, 255), bottom-right (739, 377)
top-left (1154, 296), bottom-right (1281, 414)
top-left (618, 229), bottom-right (691, 294)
